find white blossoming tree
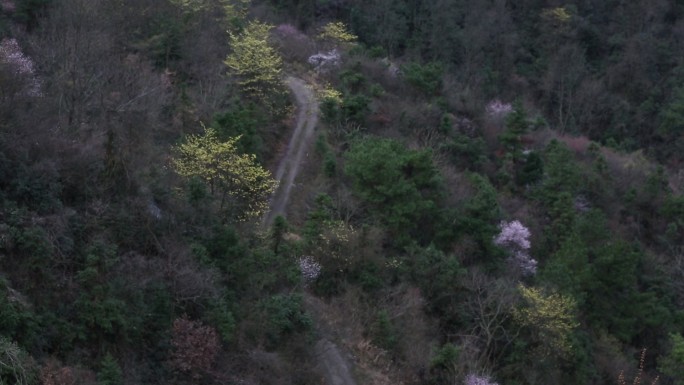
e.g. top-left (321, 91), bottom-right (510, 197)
top-left (494, 220), bottom-right (537, 276)
top-left (465, 373), bottom-right (499, 385)
top-left (0, 38), bottom-right (41, 97)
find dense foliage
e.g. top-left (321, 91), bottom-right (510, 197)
top-left (0, 0), bottom-right (682, 385)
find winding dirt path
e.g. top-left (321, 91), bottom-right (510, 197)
top-left (262, 77), bottom-right (358, 385)
top-left (263, 77), bottom-right (319, 226)
top-left (306, 293), bottom-right (359, 385)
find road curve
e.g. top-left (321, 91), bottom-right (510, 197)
top-left (261, 77), bottom-right (358, 385)
top-left (263, 77), bottom-right (319, 226)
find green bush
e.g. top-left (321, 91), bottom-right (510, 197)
top-left (443, 134), bottom-right (487, 170)
top-left (345, 137), bottom-right (443, 245)
top-left (0, 279), bottom-right (40, 351)
top-left (0, 337), bottom-right (36, 385)
top-left (341, 94), bottom-right (371, 125)
top-left (516, 151), bottom-right (544, 186)
top-left (540, 140), bottom-right (581, 203)
top-left (402, 61), bottom-right (443, 95)
top-left (320, 96), bottom-right (341, 124)
top-left (207, 298), bottom-right (236, 343)
top-left (458, 173), bottom-right (501, 253)
top-left (213, 102), bottom-right (265, 158)
top-left (405, 245), bottom-right (463, 311)
top-left (427, 343), bottom-right (460, 384)
top-left (262, 294), bottom-right (311, 346)
top-left (98, 353), bottom-right (123, 385)
top-left (340, 67), bottom-right (366, 92)
top-left (659, 333), bottom-right (684, 384)
top-left (323, 153), bottom-right (337, 177)
top-left (430, 343), bottom-right (459, 370)
top-left (371, 310), bottom-right (396, 350)
top-left (500, 100), bottom-right (529, 156)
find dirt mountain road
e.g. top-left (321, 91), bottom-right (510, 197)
top-left (262, 77), bottom-right (358, 385)
top-left (263, 76), bottom-right (319, 226)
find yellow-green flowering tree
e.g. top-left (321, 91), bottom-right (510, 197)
top-left (169, 0), bottom-right (208, 12)
top-left (172, 126), bottom-right (277, 219)
top-left (514, 284), bottom-right (579, 359)
top-left (317, 22), bottom-right (357, 45)
top-left (224, 21), bottom-right (283, 101)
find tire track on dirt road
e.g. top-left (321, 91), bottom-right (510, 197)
top-left (263, 76), bottom-right (319, 226)
top-left (262, 77), bottom-right (359, 385)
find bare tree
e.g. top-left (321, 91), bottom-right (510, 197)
top-left (458, 270), bottom-right (519, 373)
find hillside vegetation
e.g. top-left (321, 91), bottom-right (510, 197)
top-left (0, 1), bottom-right (683, 385)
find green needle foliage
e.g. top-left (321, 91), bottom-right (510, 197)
top-left (345, 136), bottom-right (442, 245)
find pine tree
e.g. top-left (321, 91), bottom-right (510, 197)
top-left (98, 353), bottom-right (123, 385)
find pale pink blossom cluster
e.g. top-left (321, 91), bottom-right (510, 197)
top-left (494, 220), bottom-right (537, 276)
top-left (512, 250), bottom-right (538, 276)
top-left (486, 100), bottom-right (513, 118)
top-left (298, 256), bottom-right (321, 285)
top-left (0, 0), bottom-right (15, 13)
top-left (275, 24), bottom-right (306, 40)
top-left (465, 373), bottom-right (499, 385)
top-left (308, 49), bottom-right (340, 72)
top-left (494, 220), bottom-right (530, 250)
top-left (0, 38), bottom-right (42, 96)
top-left (0, 39), bottom-right (34, 75)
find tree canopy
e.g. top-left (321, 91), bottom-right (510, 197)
top-left (224, 20), bottom-right (283, 101)
top-left (172, 126), bottom-right (277, 219)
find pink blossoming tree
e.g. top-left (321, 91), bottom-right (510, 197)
top-left (494, 220), bottom-right (537, 276)
top-left (0, 38), bottom-right (41, 96)
top-left (465, 373), bottom-right (499, 385)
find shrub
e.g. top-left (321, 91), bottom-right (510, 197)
top-left (320, 96), bottom-right (341, 123)
top-left (98, 353), bottom-right (123, 385)
top-left (170, 316), bottom-right (220, 379)
top-left (345, 137), bottom-right (443, 245)
top-left (371, 310), bottom-right (396, 350)
top-left (659, 333), bottom-right (684, 384)
top-left (323, 153), bottom-right (337, 177)
top-left (402, 61), bottom-right (443, 95)
top-left (0, 337), bottom-right (36, 385)
top-left (262, 294), bottom-right (311, 346)
top-left (516, 151), bottom-right (544, 186)
top-left (207, 298), bottom-right (236, 343)
top-left (340, 67), bottom-right (366, 92)
top-left (443, 134), bottom-right (487, 170)
top-left (341, 94), bottom-right (371, 125)
top-left (212, 102), bottom-right (265, 157)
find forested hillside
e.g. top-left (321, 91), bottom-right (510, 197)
top-left (0, 0), bottom-right (682, 384)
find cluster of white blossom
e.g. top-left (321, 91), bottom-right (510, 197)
top-left (494, 220), bottom-right (530, 250)
top-left (308, 49), bottom-right (340, 72)
top-left (0, 0), bottom-right (15, 13)
top-left (275, 24), bottom-right (306, 40)
top-left (465, 373), bottom-right (499, 385)
top-left (494, 220), bottom-right (537, 276)
top-left (485, 99), bottom-right (513, 118)
top-left (298, 256), bottom-right (321, 285)
top-left (0, 38), bottom-right (42, 96)
top-left (512, 250), bottom-right (538, 276)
